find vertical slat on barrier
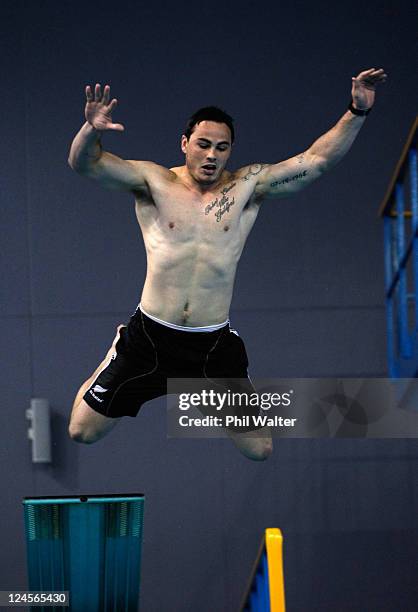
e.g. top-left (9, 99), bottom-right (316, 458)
top-left (396, 182), bottom-right (411, 357)
top-left (67, 503), bottom-right (104, 611)
top-left (384, 216), bottom-right (396, 376)
top-left (126, 501), bottom-right (145, 611)
top-left (410, 148), bottom-right (418, 329)
top-left (261, 553), bottom-right (270, 611)
top-left (25, 504), bottom-right (68, 603)
top-left (255, 571), bottom-right (263, 611)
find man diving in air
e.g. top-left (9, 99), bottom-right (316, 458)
top-left (68, 68), bottom-right (386, 460)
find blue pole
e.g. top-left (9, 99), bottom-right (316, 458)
top-left (396, 182), bottom-right (412, 358)
top-left (384, 216), bottom-right (396, 376)
top-left (410, 148), bottom-right (418, 330)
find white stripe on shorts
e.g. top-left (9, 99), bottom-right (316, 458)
top-left (139, 303), bottom-right (229, 333)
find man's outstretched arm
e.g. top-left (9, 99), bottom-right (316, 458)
top-left (68, 83), bottom-right (155, 192)
top-left (252, 68), bottom-right (387, 199)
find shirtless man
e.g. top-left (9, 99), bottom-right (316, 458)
top-left (67, 68), bottom-right (386, 460)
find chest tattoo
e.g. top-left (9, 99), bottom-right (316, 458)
top-left (205, 182), bottom-right (236, 222)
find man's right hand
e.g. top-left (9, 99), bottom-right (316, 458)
top-left (85, 83), bottom-right (125, 132)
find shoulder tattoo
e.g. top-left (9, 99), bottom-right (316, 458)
top-left (241, 163), bottom-right (269, 181)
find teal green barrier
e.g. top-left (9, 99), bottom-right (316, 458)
top-left (23, 494), bottom-right (145, 612)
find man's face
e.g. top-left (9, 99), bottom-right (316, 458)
top-left (181, 121), bottom-right (232, 186)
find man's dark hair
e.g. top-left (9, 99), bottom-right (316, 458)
top-left (184, 106), bottom-right (235, 144)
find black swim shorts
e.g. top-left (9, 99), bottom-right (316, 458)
top-left (83, 309), bottom-right (261, 430)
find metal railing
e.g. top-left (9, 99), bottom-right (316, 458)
top-left (379, 117), bottom-right (418, 377)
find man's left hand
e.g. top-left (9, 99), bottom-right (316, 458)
top-left (351, 68), bottom-right (387, 110)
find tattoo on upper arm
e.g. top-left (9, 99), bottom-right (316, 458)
top-left (241, 163), bottom-right (269, 181)
top-left (270, 169), bottom-right (308, 189)
top-left (205, 182), bottom-right (236, 222)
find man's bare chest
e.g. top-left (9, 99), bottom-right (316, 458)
top-left (148, 177), bottom-right (255, 229)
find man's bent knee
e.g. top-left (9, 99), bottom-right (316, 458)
top-left (68, 421), bottom-right (101, 444)
top-left (68, 398), bottom-right (119, 444)
top-left (228, 426), bottom-right (273, 461)
top-left (247, 437), bottom-right (273, 461)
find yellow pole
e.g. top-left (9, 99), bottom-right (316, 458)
top-left (265, 528), bottom-right (286, 612)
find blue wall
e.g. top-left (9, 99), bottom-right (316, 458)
top-left (1, 0), bottom-right (418, 609)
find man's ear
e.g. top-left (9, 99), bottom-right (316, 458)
top-left (181, 134), bottom-right (188, 154)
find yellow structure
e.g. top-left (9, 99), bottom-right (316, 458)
top-left (240, 527), bottom-right (286, 611)
top-left (265, 528), bottom-right (285, 612)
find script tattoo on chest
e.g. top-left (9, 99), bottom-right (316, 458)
top-left (205, 182), bottom-right (236, 222)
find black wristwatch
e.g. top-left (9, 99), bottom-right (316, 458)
top-left (348, 101), bottom-right (371, 116)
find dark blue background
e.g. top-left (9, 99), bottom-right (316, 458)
top-left (1, 0), bottom-right (418, 609)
